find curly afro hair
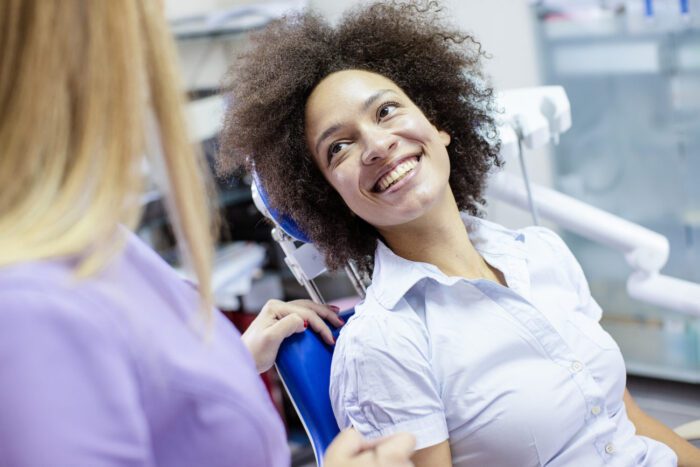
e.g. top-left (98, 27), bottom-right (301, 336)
top-left (219, 0), bottom-right (501, 275)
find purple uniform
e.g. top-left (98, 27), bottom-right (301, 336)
top-left (0, 232), bottom-right (289, 467)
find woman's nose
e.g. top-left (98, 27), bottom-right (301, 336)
top-left (360, 127), bottom-right (398, 165)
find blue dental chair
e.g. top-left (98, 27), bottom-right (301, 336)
top-left (251, 176), bottom-right (366, 466)
top-left (276, 309), bottom-right (354, 465)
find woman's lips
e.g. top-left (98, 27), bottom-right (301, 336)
top-left (373, 154), bottom-right (422, 193)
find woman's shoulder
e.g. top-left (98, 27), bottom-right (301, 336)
top-left (333, 295), bottom-right (431, 368)
top-left (475, 218), bottom-right (575, 265)
top-left (518, 224), bottom-right (568, 250)
top-left (0, 230), bottom-right (170, 287)
top-left (516, 225), bottom-right (587, 279)
top-left (466, 214), bottom-right (565, 247)
top-left (0, 265), bottom-right (138, 392)
top-left (329, 297), bottom-right (441, 440)
top-left (0, 232), bottom-right (194, 335)
top-left (0, 257), bottom-right (94, 314)
top-left (0, 258), bottom-right (130, 346)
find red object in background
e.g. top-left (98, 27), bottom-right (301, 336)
top-left (222, 310), bottom-right (287, 430)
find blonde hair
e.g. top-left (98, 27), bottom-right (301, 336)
top-left (0, 0), bottom-right (216, 316)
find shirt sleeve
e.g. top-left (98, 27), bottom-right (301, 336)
top-left (329, 312), bottom-right (448, 450)
top-left (527, 226), bottom-right (604, 322)
top-left (0, 287), bottom-right (154, 467)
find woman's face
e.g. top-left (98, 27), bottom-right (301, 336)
top-left (305, 70), bottom-right (452, 229)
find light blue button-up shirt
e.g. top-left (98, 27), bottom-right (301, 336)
top-left (330, 215), bottom-right (677, 466)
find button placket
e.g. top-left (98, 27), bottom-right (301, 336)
top-left (476, 272), bottom-right (615, 450)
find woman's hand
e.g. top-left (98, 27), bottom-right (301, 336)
top-left (324, 428), bottom-right (416, 467)
top-left (241, 299), bottom-right (344, 373)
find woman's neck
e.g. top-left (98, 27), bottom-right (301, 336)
top-left (378, 190), bottom-right (498, 281)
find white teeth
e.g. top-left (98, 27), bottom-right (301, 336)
top-left (377, 157), bottom-right (418, 192)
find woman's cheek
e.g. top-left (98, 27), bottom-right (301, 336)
top-left (396, 115), bottom-right (433, 140)
top-left (330, 171), bottom-right (357, 201)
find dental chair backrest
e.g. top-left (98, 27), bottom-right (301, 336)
top-left (251, 175), bottom-right (362, 466)
top-left (276, 309), bottom-right (354, 466)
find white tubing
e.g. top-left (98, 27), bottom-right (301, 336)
top-left (488, 171), bottom-right (669, 272)
top-left (627, 272), bottom-right (700, 317)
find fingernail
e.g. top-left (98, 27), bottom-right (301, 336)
top-left (303, 320), bottom-right (308, 329)
top-left (338, 318), bottom-right (345, 324)
top-left (329, 305), bottom-right (340, 312)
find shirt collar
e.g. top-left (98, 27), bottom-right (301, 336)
top-left (370, 214), bottom-right (527, 310)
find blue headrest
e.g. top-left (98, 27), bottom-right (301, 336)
top-left (252, 172), bottom-right (311, 244)
top-left (275, 310), bottom-right (355, 465)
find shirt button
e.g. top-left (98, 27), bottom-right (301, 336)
top-left (591, 406), bottom-right (602, 416)
top-left (605, 443), bottom-right (615, 454)
top-left (570, 360), bottom-right (584, 372)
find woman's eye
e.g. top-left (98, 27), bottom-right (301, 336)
top-left (328, 141), bottom-right (348, 160)
top-left (378, 102), bottom-right (398, 120)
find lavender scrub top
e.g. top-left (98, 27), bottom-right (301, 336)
top-left (0, 231), bottom-right (289, 467)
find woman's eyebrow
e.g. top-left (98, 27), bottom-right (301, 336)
top-left (315, 123), bottom-right (343, 156)
top-left (362, 89), bottom-right (394, 112)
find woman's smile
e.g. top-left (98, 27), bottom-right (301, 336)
top-left (373, 154), bottom-right (421, 194)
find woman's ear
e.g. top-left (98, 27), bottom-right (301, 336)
top-left (438, 129), bottom-right (451, 147)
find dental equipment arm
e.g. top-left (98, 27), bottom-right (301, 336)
top-left (490, 171), bottom-right (700, 316)
top-left (490, 86), bottom-right (700, 318)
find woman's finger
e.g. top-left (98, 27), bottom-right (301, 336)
top-left (299, 307), bottom-right (336, 345)
top-left (291, 299), bottom-right (346, 328)
top-left (274, 302), bottom-right (335, 345)
top-left (266, 313), bottom-right (306, 342)
top-left (325, 428), bottom-right (365, 458)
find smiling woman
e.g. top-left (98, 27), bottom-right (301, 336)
top-left (219, 0), bottom-right (500, 275)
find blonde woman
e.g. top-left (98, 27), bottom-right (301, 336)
top-left (0, 1), bottom-right (414, 466)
